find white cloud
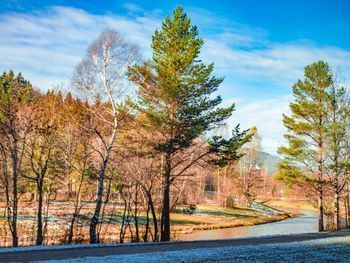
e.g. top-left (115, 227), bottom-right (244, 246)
top-left (1, 6), bottom-right (349, 154)
top-left (227, 96), bottom-right (291, 155)
top-left (0, 6), bottom-right (160, 90)
top-left (123, 2), bottom-right (144, 13)
top-left (202, 40), bottom-right (350, 87)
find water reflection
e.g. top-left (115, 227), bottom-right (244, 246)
top-left (177, 210), bottom-right (318, 241)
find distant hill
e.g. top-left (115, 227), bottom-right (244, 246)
top-left (254, 151), bottom-right (282, 176)
top-left (238, 130), bottom-right (282, 176)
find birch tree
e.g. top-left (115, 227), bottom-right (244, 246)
top-left (72, 30), bottom-right (139, 243)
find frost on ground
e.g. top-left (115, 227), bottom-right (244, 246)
top-left (35, 235), bottom-right (350, 263)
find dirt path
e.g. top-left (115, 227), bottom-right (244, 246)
top-left (1, 230), bottom-right (349, 262)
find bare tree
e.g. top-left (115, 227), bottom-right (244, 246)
top-left (72, 30), bottom-right (139, 243)
top-left (64, 126), bottom-right (95, 244)
top-left (0, 71), bottom-right (35, 246)
top-left (238, 128), bottom-right (264, 206)
top-left (22, 92), bottom-right (64, 245)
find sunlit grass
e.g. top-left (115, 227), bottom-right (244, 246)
top-left (264, 200), bottom-right (317, 211)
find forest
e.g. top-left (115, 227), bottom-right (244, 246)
top-left (0, 6), bottom-right (349, 248)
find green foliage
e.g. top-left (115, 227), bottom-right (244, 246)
top-left (275, 160), bottom-right (305, 183)
top-left (277, 60), bottom-right (346, 187)
top-left (0, 70), bottom-right (35, 121)
top-left (284, 61), bottom-right (332, 138)
top-left (209, 125), bottom-right (252, 167)
top-left (324, 83), bottom-right (350, 176)
top-left (0, 70), bottom-right (33, 100)
top-left (130, 6), bottom-right (243, 157)
top-left (277, 61), bottom-right (332, 184)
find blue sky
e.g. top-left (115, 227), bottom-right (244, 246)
top-left (1, 0), bottom-right (350, 154)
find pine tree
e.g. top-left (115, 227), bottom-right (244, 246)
top-left (277, 61), bottom-right (333, 232)
top-left (325, 83), bottom-right (350, 230)
top-left (130, 6), bottom-right (247, 241)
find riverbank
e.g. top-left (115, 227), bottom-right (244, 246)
top-left (0, 201), bottom-right (293, 246)
top-left (263, 200), bottom-right (318, 212)
top-left (171, 203), bottom-right (292, 238)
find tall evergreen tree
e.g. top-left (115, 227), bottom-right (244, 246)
top-left (130, 6), bottom-right (248, 241)
top-left (325, 82), bottom-right (350, 230)
top-left (277, 61), bottom-right (333, 232)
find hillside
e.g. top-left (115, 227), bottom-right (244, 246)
top-left (256, 151), bottom-right (282, 176)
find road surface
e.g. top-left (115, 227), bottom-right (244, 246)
top-left (1, 230), bottom-right (349, 262)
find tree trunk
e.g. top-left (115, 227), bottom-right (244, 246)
top-left (2, 153), bottom-right (14, 246)
top-left (89, 162), bottom-right (107, 244)
top-left (318, 188), bottom-right (324, 232)
top-left (160, 182), bottom-right (170, 241)
top-left (36, 181), bottom-right (43, 245)
top-left (67, 214), bottom-right (76, 244)
top-left (90, 116), bottom-right (117, 244)
top-left (12, 169), bottom-right (18, 247)
top-left (67, 175), bottom-right (84, 244)
top-left (345, 198), bottom-right (349, 228)
top-left (317, 137), bottom-right (324, 232)
top-left (67, 195), bottom-right (80, 244)
top-left (119, 190), bottom-right (128, 243)
top-left (148, 193), bottom-right (158, 242)
top-left (11, 148), bottom-right (18, 247)
top-left (346, 182), bottom-right (350, 229)
top-left (334, 190), bottom-right (340, 230)
top-left (134, 185), bottom-right (140, 242)
top-left (143, 202), bottom-right (150, 242)
top-left (160, 153), bottom-right (171, 242)
top-left (96, 173), bottom-right (114, 243)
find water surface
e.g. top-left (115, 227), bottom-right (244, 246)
top-left (177, 210), bottom-right (318, 241)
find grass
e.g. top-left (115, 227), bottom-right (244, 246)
top-left (90, 204), bottom-right (271, 226)
top-left (263, 200), bottom-right (318, 212)
top-left (168, 203), bottom-right (291, 236)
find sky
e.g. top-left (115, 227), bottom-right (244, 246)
top-left (1, 0), bottom-right (350, 154)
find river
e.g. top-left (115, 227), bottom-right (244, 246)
top-left (177, 210), bottom-right (318, 241)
